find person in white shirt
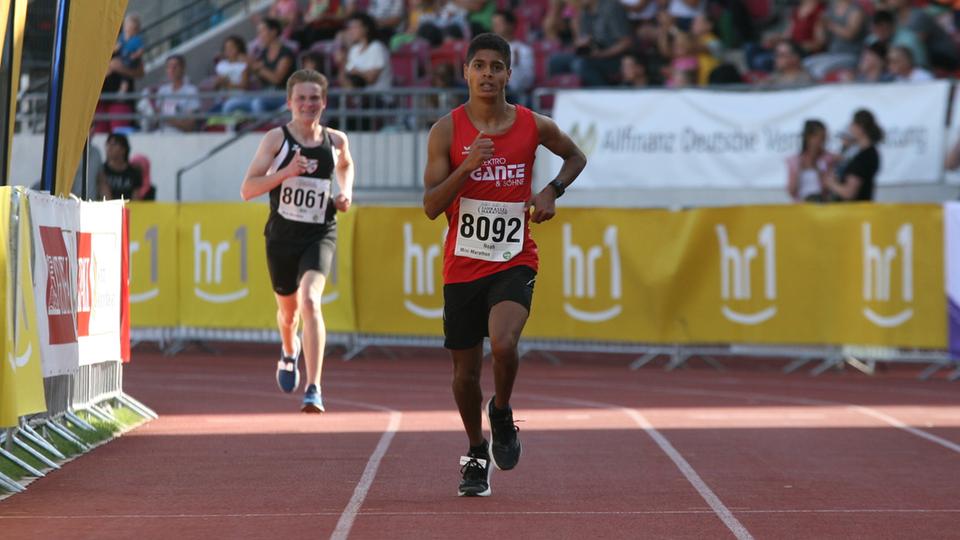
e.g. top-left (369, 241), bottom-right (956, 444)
top-left (337, 12), bottom-right (393, 91)
top-left (888, 45), bottom-right (934, 82)
top-left (155, 55), bottom-right (200, 132)
top-left (491, 10), bottom-right (534, 103)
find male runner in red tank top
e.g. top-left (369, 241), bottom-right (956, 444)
top-left (423, 33), bottom-right (586, 497)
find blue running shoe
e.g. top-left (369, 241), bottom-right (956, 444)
top-left (301, 384), bottom-right (325, 413)
top-left (276, 341), bottom-right (301, 394)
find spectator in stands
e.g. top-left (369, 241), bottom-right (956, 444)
top-left (268, 0), bottom-right (303, 40)
top-left (114, 13), bottom-right (144, 72)
top-left (464, 0), bottom-right (498, 36)
top-left (335, 13), bottom-right (393, 91)
top-left (96, 13), bottom-right (145, 134)
top-left (887, 0), bottom-right (959, 71)
top-left (151, 55), bottom-right (201, 133)
top-left (619, 53), bottom-right (650, 87)
top-left (786, 119), bottom-right (836, 202)
top-left (414, 0), bottom-right (471, 46)
top-left (97, 133), bottom-right (143, 200)
top-left (659, 26), bottom-right (699, 88)
top-left (224, 18), bottom-right (296, 116)
top-left (888, 44), bottom-right (934, 82)
top-left (543, 0), bottom-right (576, 47)
top-left (297, 0), bottom-right (347, 49)
top-left (365, 0), bottom-right (407, 43)
top-left (214, 36), bottom-right (252, 93)
top-left (803, 0), bottom-right (867, 80)
top-left (822, 109), bottom-right (882, 201)
top-left (667, 0), bottom-right (703, 32)
top-left (848, 41), bottom-right (893, 82)
top-left (690, 13), bottom-right (722, 85)
top-left (300, 51), bottom-right (326, 72)
top-left (767, 40), bottom-right (814, 87)
top-left (492, 10), bottom-right (534, 102)
top-left (747, 0), bottom-right (825, 72)
top-left (548, 0), bottom-right (632, 87)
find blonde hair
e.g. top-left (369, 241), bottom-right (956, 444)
top-left (286, 69), bottom-right (329, 99)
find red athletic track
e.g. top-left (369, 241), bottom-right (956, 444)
top-left (1, 343), bottom-right (959, 540)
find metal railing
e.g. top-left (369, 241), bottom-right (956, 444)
top-left (17, 87), bottom-right (469, 135)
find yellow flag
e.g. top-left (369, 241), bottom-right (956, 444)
top-left (0, 0), bottom-right (27, 179)
top-left (0, 188), bottom-right (46, 427)
top-left (53, 0), bottom-right (128, 197)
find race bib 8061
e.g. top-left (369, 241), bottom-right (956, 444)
top-left (278, 176), bottom-right (331, 223)
top-left (455, 197), bottom-right (525, 262)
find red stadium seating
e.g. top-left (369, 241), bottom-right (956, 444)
top-left (533, 40), bottom-right (562, 86)
top-left (391, 38), bottom-right (431, 87)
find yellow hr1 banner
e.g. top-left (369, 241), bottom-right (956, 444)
top-left (354, 207), bottom-right (447, 336)
top-left (525, 204), bottom-right (944, 348)
top-left (0, 188), bottom-right (46, 427)
top-left (128, 202), bottom-right (179, 327)
top-left (178, 203), bottom-right (356, 331)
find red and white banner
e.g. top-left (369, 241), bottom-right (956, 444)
top-left (78, 200), bottom-right (123, 365)
top-left (28, 192), bottom-right (80, 376)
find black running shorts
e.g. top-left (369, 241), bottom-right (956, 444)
top-left (265, 223), bottom-right (337, 296)
top-left (443, 265), bottom-right (536, 350)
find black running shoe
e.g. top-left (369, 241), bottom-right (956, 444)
top-left (457, 453), bottom-right (492, 497)
top-left (486, 396), bottom-right (521, 470)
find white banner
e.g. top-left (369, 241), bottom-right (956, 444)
top-left (552, 81), bottom-right (949, 189)
top-left (78, 200), bottom-right (123, 365)
top-left (27, 192), bottom-right (81, 377)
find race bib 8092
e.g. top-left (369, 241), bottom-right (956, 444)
top-left (455, 197), bottom-right (525, 262)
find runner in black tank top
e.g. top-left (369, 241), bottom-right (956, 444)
top-left (264, 124), bottom-right (338, 242)
top-left (240, 69), bottom-right (356, 414)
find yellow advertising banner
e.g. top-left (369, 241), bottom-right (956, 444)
top-left (354, 207), bottom-right (447, 336)
top-left (525, 204), bottom-right (944, 348)
top-left (0, 188), bottom-right (46, 427)
top-left (128, 202), bottom-right (178, 328)
top-left (177, 203), bottom-right (356, 331)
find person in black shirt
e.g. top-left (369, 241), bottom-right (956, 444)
top-left (239, 69), bottom-right (355, 413)
top-left (823, 109), bottom-right (883, 201)
top-left (97, 133), bottom-right (143, 200)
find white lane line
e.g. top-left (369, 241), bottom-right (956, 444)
top-left (524, 393), bottom-right (754, 540)
top-left (849, 405), bottom-right (960, 454)
top-left (330, 406), bottom-right (402, 540)
top-left (128, 383), bottom-right (404, 539)
top-left (4, 509), bottom-right (959, 520)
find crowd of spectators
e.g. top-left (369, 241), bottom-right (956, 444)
top-left (94, 0), bottom-right (960, 135)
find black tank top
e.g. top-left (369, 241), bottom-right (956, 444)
top-left (264, 125), bottom-right (337, 241)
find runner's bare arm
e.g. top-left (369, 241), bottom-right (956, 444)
top-left (535, 112), bottom-right (586, 193)
top-left (527, 113), bottom-right (586, 223)
top-left (423, 115), bottom-right (493, 220)
top-left (330, 128), bottom-right (355, 211)
top-left (240, 128), bottom-right (305, 200)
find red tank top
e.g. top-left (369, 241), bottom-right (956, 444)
top-left (443, 104), bottom-right (539, 284)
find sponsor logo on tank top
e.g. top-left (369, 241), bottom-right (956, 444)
top-left (469, 157), bottom-right (527, 187)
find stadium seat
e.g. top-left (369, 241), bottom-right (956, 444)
top-left (391, 38), bottom-right (430, 87)
top-left (429, 39), bottom-right (469, 72)
top-left (533, 40), bottom-right (562, 87)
